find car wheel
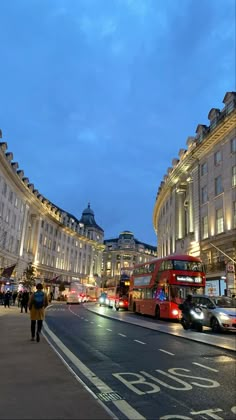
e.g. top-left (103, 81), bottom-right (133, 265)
top-left (211, 317), bottom-right (221, 333)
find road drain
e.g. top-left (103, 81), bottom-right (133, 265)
top-left (97, 392), bottom-right (123, 402)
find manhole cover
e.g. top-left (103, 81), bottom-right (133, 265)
top-left (97, 392), bottom-right (123, 402)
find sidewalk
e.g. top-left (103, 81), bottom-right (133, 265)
top-left (0, 305), bottom-right (113, 420)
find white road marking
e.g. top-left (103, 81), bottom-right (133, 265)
top-left (134, 340), bottom-right (146, 345)
top-left (43, 323), bottom-right (145, 420)
top-left (118, 333), bottom-right (127, 337)
top-left (68, 307), bottom-right (80, 318)
top-left (159, 349), bottom-right (175, 356)
top-left (192, 362), bottom-right (219, 372)
top-left (84, 319), bottom-right (89, 321)
top-left (90, 321), bottom-right (94, 324)
top-left (106, 328), bottom-right (112, 332)
top-left (97, 324), bottom-right (103, 327)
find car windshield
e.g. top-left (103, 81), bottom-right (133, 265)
top-left (212, 297), bottom-right (236, 308)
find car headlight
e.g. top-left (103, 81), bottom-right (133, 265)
top-left (219, 312), bottom-right (230, 320)
top-left (99, 298), bottom-right (104, 303)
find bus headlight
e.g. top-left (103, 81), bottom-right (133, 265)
top-left (172, 309), bottom-right (179, 316)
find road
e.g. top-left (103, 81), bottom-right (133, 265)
top-left (44, 303), bottom-right (236, 420)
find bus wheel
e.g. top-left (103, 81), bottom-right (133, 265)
top-left (155, 306), bottom-right (160, 320)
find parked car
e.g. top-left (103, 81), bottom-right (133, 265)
top-left (191, 295), bottom-right (236, 332)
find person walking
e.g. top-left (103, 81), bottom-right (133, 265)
top-left (21, 289), bottom-right (29, 313)
top-left (12, 291), bottom-right (18, 305)
top-left (28, 283), bottom-right (48, 342)
top-left (4, 290), bottom-right (12, 308)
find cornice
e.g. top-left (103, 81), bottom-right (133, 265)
top-left (0, 139), bottom-right (103, 247)
top-left (153, 105), bottom-right (236, 233)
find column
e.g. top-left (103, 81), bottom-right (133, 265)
top-left (34, 216), bottom-right (42, 265)
top-left (188, 179), bottom-right (194, 233)
top-left (19, 204), bottom-right (29, 257)
top-left (176, 187), bottom-right (186, 239)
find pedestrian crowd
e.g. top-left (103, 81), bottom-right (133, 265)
top-left (0, 286), bottom-right (52, 343)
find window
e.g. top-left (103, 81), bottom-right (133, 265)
top-left (214, 150), bottom-right (222, 165)
top-left (231, 138), bottom-right (236, 153)
top-left (9, 190), bottom-right (13, 203)
top-left (2, 182), bottom-right (7, 197)
top-left (201, 162), bottom-right (208, 176)
top-left (215, 176), bottom-right (223, 195)
top-left (0, 202), bottom-right (4, 218)
top-left (216, 208), bottom-right (224, 234)
top-left (233, 202), bottom-right (236, 229)
top-left (201, 185), bottom-right (208, 204)
top-left (12, 213), bottom-right (16, 228)
top-left (202, 215), bottom-right (208, 239)
top-left (5, 209), bottom-right (10, 223)
top-left (232, 166), bottom-right (236, 187)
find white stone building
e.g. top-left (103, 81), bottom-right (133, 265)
top-left (0, 135), bottom-right (104, 288)
top-left (153, 92), bottom-right (236, 295)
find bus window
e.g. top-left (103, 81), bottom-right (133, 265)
top-left (145, 288), bottom-right (152, 299)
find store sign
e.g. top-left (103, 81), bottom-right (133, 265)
top-left (226, 263), bottom-right (235, 273)
top-left (227, 272), bottom-right (235, 289)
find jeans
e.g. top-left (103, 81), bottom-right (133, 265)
top-left (21, 304), bottom-right (28, 313)
top-left (31, 320), bottom-right (43, 338)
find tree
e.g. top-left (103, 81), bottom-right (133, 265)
top-left (58, 282), bottom-right (66, 301)
top-left (59, 282), bottom-right (65, 293)
top-left (22, 263), bottom-right (36, 290)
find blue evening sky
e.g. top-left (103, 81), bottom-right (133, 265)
top-left (0, 0), bottom-right (235, 245)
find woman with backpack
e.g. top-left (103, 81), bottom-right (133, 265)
top-left (28, 283), bottom-right (48, 342)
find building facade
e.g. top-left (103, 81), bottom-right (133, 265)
top-left (153, 91), bottom-right (236, 295)
top-left (102, 230), bottom-right (157, 286)
top-left (0, 135), bottom-right (104, 289)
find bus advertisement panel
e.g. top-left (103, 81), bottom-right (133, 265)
top-left (128, 254), bottom-right (206, 320)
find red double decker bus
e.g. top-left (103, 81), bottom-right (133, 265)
top-left (128, 254), bottom-right (206, 320)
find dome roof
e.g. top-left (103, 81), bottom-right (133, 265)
top-left (82, 203), bottom-right (94, 217)
top-left (80, 203), bottom-right (103, 232)
top-left (119, 231), bottom-right (134, 240)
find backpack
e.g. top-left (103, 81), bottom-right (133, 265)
top-left (33, 291), bottom-right (44, 309)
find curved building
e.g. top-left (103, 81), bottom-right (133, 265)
top-left (153, 91), bottom-right (236, 295)
top-left (0, 135), bottom-right (104, 288)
